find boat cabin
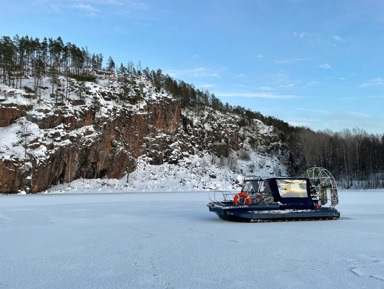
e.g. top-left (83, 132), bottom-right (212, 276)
top-left (241, 177), bottom-right (314, 209)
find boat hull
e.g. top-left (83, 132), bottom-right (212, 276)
top-left (207, 202), bottom-right (340, 222)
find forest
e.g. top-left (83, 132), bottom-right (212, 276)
top-left (1, 35), bottom-right (383, 188)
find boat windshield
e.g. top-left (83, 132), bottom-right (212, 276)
top-left (276, 179), bottom-right (308, 198)
top-left (242, 180), bottom-right (259, 194)
top-left (259, 180), bottom-right (272, 195)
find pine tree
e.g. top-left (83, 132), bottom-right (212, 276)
top-left (106, 56), bottom-right (115, 85)
top-left (91, 95), bottom-right (101, 113)
top-left (107, 56), bottom-right (115, 72)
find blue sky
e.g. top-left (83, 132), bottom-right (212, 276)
top-left (1, 0), bottom-right (384, 134)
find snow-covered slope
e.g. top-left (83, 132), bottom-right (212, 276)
top-left (44, 151), bottom-right (285, 194)
top-left (0, 73), bottom-right (287, 193)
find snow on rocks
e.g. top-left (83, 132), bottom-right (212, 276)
top-left (1, 72), bottom-right (287, 193)
top-left (45, 151), bottom-right (286, 194)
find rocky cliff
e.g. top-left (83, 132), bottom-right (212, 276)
top-left (0, 74), bottom-right (285, 194)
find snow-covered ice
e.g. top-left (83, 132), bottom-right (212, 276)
top-left (1, 189), bottom-right (384, 289)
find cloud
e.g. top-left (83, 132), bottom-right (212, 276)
top-left (296, 107), bottom-right (332, 115)
top-left (165, 67), bottom-right (221, 78)
top-left (275, 58), bottom-right (306, 64)
top-left (278, 107), bottom-right (379, 134)
top-left (258, 86), bottom-right (274, 91)
top-left (294, 32), bottom-right (311, 38)
top-left (287, 118), bottom-right (317, 128)
top-left (105, 0), bottom-right (127, 6)
top-left (340, 96), bottom-right (358, 101)
top-left (367, 95), bottom-right (384, 99)
top-left (233, 73), bottom-right (245, 79)
top-left (269, 71), bottom-right (301, 89)
top-left (279, 83), bottom-right (296, 88)
top-left (293, 31), bottom-right (324, 45)
top-left (305, 81), bottom-right (320, 87)
top-left (333, 35), bottom-right (344, 42)
top-left (71, 0), bottom-right (145, 8)
top-left (215, 92), bottom-right (297, 100)
top-left (72, 3), bottom-right (99, 16)
top-left (359, 78), bottom-right (384, 88)
top-left (319, 63), bottom-right (331, 69)
top-left (33, 0), bottom-right (149, 17)
top-left (343, 111), bottom-right (372, 119)
top-left (200, 84), bottom-right (215, 88)
top-left (290, 109), bottom-right (381, 133)
top-left (294, 32), bottom-right (316, 40)
top-left (297, 108), bottom-right (371, 119)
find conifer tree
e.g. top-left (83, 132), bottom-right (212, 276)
top-left (107, 56), bottom-right (115, 72)
top-left (106, 56), bottom-right (115, 85)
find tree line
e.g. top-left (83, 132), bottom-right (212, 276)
top-left (288, 128), bottom-right (384, 188)
top-left (1, 35), bottom-right (383, 188)
top-left (0, 35), bottom-right (103, 100)
top-left (0, 35), bottom-right (291, 132)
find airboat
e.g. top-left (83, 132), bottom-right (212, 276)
top-left (207, 167), bottom-right (340, 222)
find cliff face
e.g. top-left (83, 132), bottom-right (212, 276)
top-left (0, 99), bottom-right (181, 193)
top-left (0, 75), bottom-right (284, 194)
top-left (180, 108), bottom-right (283, 159)
top-left (0, 74), bottom-right (185, 193)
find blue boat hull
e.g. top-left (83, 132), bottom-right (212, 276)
top-left (207, 202), bottom-right (340, 222)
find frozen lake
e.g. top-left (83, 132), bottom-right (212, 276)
top-left (1, 190), bottom-right (384, 289)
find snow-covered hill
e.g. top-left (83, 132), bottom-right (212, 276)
top-left (44, 151), bottom-right (285, 194)
top-left (0, 72), bottom-right (287, 193)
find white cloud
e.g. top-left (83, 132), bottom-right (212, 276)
top-left (294, 31), bottom-right (324, 45)
top-left (280, 83), bottom-right (296, 88)
top-left (275, 58), bottom-right (306, 64)
top-left (296, 107), bottom-right (332, 115)
top-left (215, 92), bottom-right (297, 99)
top-left (343, 111), bottom-right (372, 119)
top-left (125, 0), bottom-right (148, 10)
top-left (297, 108), bottom-right (371, 119)
top-left (305, 81), bottom-right (320, 87)
top-left (72, 3), bottom-right (99, 16)
top-left (165, 67), bottom-right (221, 78)
top-left (290, 109), bottom-right (380, 133)
top-left (103, 0), bottom-right (125, 5)
top-left (258, 86), bottom-right (274, 91)
top-left (359, 78), bottom-right (384, 88)
top-left (71, 0), bottom-right (144, 7)
top-left (233, 73), bottom-right (245, 79)
top-left (295, 32), bottom-right (312, 38)
top-left (200, 84), bottom-right (215, 88)
top-left (340, 96), bottom-right (358, 101)
top-left (67, 0), bottom-right (149, 17)
top-left (333, 35), bottom-right (344, 42)
top-left (319, 63), bottom-right (331, 69)
top-left (367, 95), bottom-right (384, 99)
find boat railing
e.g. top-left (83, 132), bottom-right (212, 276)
top-left (209, 190), bottom-right (237, 204)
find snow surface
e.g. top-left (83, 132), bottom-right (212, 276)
top-left (1, 189), bottom-right (384, 289)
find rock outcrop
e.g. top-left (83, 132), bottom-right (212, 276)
top-left (0, 83), bottom-right (182, 193)
top-left (0, 76), bottom-right (284, 194)
top-left (0, 105), bottom-right (26, 127)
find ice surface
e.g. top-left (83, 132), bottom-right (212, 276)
top-left (0, 190), bottom-right (384, 289)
